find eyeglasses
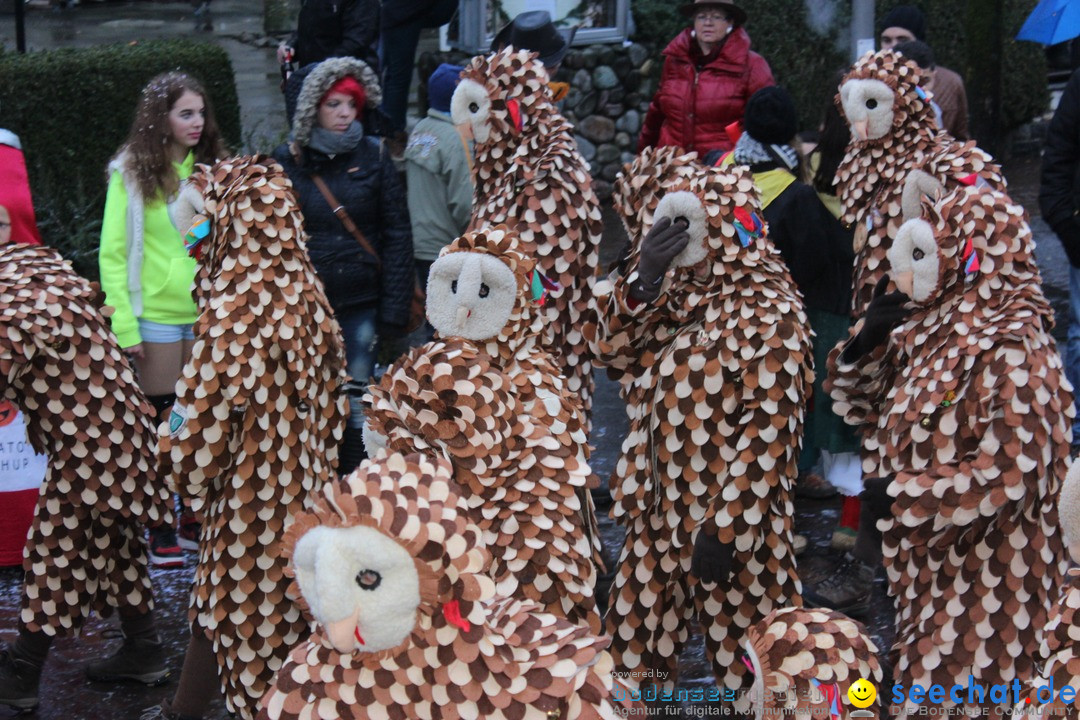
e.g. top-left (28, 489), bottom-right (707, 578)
top-left (695, 12), bottom-right (729, 23)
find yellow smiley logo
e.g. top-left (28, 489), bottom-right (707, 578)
top-left (847, 678), bottom-right (877, 709)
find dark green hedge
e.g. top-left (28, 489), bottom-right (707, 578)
top-left (0, 39), bottom-right (240, 278)
top-left (630, 0), bottom-right (1045, 152)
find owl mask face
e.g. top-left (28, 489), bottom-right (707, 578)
top-left (293, 524), bottom-right (421, 654)
top-left (653, 190), bottom-right (709, 269)
top-left (840, 78), bottom-right (896, 142)
top-left (888, 218), bottom-right (941, 303)
top-left (451, 78), bottom-right (494, 145)
top-left (427, 251), bottom-right (518, 340)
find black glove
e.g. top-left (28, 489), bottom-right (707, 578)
top-left (691, 530), bottom-right (735, 584)
top-left (842, 276), bottom-right (911, 362)
top-left (859, 475), bottom-right (895, 522)
top-left (628, 217), bottom-right (689, 303)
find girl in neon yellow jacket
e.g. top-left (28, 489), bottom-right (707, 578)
top-left (98, 71), bottom-right (227, 566)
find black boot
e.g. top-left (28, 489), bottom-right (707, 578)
top-left (0, 646), bottom-right (42, 712)
top-left (86, 612), bottom-right (169, 685)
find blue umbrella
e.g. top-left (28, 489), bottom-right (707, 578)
top-left (1017, 0), bottom-right (1080, 45)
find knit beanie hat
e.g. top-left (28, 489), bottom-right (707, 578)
top-left (427, 63), bottom-right (464, 113)
top-left (320, 75), bottom-right (367, 110)
top-left (743, 86), bottom-right (798, 146)
top-left (880, 5), bottom-right (926, 40)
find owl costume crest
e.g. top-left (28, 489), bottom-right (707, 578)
top-left (162, 155), bottom-right (350, 718)
top-left (451, 47), bottom-right (603, 418)
top-left (365, 226), bottom-right (601, 633)
top-left (827, 184), bottom-right (1071, 712)
top-left (259, 452), bottom-right (639, 720)
top-left (587, 147), bottom-right (811, 701)
top-left (0, 243), bottom-right (171, 635)
top-left (836, 49), bottom-right (1005, 315)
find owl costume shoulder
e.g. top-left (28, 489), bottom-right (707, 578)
top-left (163, 155), bottom-right (350, 719)
top-left (365, 226), bottom-right (601, 633)
top-left (588, 147), bottom-right (811, 703)
top-left (827, 183), bottom-right (1071, 708)
top-left (452, 47), bottom-right (603, 417)
top-left (836, 49), bottom-right (1005, 314)
top-left (258, 452), bottom-right (639, 720)
top-left (0, 242), bottom-right (171, 635)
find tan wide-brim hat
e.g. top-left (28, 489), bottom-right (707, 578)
top-left (678, 0), bottom-right (747, 27)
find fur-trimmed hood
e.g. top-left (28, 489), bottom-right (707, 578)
top-left (286, 57), bottom-right (382, 148)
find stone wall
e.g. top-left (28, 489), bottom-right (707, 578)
top-left (417, 41), bottom-right (660, 201)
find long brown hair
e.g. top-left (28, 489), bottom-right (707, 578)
top-left (115, 72), bottom-right (227, 200)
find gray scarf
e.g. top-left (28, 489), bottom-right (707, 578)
top-left (733, 133), bottom-right (800, 172)
top-left (306, 121), bottom-right (364, 156)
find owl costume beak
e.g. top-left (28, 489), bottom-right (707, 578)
top-left (852, 119), bottom-right (869, 142)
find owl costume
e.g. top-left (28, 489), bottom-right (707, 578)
top-left (1014, 456), bottom-right (1080, 717)
top-left (161, 155), bottom-right (350, 718)
top-left (0, 243), bottom-right (171, 636)
top-left (451, 47), bottom-right (603, 418)
top-left (259, 451), bottom-right (639, 720)
top-left (365, 226), bottom-right (601, 634)
top-left (836, 49), bottom-right (1005, 315)
top-left (587, 147), bottom-right (811, 699)
top-left (827, 185), bottom-right (1071, 712)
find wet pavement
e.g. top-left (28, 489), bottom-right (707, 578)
top-left (0, 3), bottom-right (1074, 718)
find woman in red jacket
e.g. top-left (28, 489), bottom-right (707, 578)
top-left (638, 0), bottom-right (773, 156)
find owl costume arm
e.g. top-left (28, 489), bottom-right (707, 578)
top-left (825, 334), bottom-right (898, 430)
top-left (159, 333), bottom-right (247, 507)
top-left (890, 339), bottom-right (1064, 545)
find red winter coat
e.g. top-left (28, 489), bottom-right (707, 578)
top-left (638, 27), bottom-right (774, 155)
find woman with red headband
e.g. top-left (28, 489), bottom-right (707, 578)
top-left (275, 58), bottom-right (414, 475)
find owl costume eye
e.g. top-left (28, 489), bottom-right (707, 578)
top-left (839, 77), bottom-right (896, 142)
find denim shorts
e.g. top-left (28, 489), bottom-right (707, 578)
top-left (138, 318), bottom-right (195, 343)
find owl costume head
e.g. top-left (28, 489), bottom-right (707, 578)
top-left (451, 47), bottom-right (554, 151)
top-left (888, 183), bottom-right (1052, 342)
top-left (425, 225), bottom-right (547, 359)
top-left (614, 146), bottom-right (777, 305)
top-left (743, 607), bottom-right (883, 719)
top-left (838, 49), bottom-right (935, 145)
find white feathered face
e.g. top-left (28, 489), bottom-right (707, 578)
top-left (293, 525), bottom-right (420, 654)
top-left (450, 78), bottom-right (493, 145)
top-left (840, 78), bottom-right (895, 141)
top-left (653, 190), bottom-right (708, 269)
top-left (888, 218), bottom-right (940, 303)
top-left (427, 251), bottom-right (518, 340)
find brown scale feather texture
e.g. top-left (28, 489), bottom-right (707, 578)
top-left (0, 243), bottom-right (172, 636)
top-left (258, 452), bottom-right (641, 720)
top-left (1020, 571), bottom-right (1080, 717)
top-left (836, 50), bottom-right (1006, 315)
top-left (158, 155), bottom-right (349, 719)
top-left (462, 48), bottom-right (603, 419)
top-left (746, 607), bottom-right (882, 715)
top-left (365, 227), bottom-right (602, 634)
top-left (826, 186), bottom-right (1071, 711)
top-left (586, 147), bottom-right (811, 705)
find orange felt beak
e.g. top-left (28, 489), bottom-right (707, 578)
top-left (852, 119), bottom-right (868, 141)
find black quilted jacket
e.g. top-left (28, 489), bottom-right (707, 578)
top-left (273, 138), bottom-right (414, 327)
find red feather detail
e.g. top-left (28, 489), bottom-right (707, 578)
top-left (442, 600), bottom-right (471, 633)
top-left (733, 206), bottom-right (753, 229)
top-left (506, 98), bottom-right (522, 133)
top-left (958, 173), bottom-right (977, 186)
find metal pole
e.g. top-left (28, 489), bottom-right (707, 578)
top-left (851, 0), bottom-right (875, 62)
top-left (15, 0), bottom-right (27, 53)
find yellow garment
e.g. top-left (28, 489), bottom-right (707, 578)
top-left (718, 153), bottom-right (796, 209)
top-left (807, 152), bottom-right (843, 219)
